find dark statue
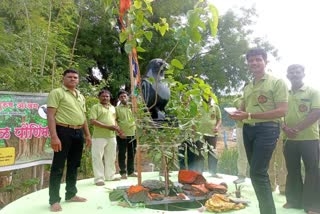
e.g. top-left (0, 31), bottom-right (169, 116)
top-left (141, 58), bottom-right (170, 120)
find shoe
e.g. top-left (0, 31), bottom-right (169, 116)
top-left (233, 177), bottom-right (245, 184)
top-left (283, 203), bottom-right (302, 209)
top-left (211, 173), bottom-right (222, 179)
top-left (128, 173), bottom-right (138, 177)
top-left (95, 181), bottom-right (105, 186)
top-left (121, 174), bottom-right (127, 179)
top-left (50, 203), bottom-right (62, 212)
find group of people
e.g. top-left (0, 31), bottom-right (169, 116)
top-left (230, 48), bottom-right (320, 214)
top-left (46, 69), bottom-right (137, 212)
top-left (90, 89), bottom-right (137, 184)
top-left (45, 47), bottom-right (320, 214)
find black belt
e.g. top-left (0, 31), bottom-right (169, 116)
top-left (244, 122), bottom-right (279, 127)
top-left (56, 123), bottom-right (83, 129)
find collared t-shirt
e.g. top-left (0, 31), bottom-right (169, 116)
top-left (47, 85), bottom-right (86, 125)
top-left (90, 103), bottom-right (116, 138)
top-left (242, 73), bottom-right (288, 124)
top-left (116, 103), bottom-right (136, 137)
top-left (233, 97), bottom-right (243, 128)
top-left (197, 104), bottom-right (221, 136)
top-left (285, 85), bottom-right (320, 141)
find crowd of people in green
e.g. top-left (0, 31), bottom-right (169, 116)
top-left (45, 47), bottom-right (320, 214)
top-left (46, 70), bottom-right (136, 212)
top-left (229, 48), bottom-right (320, 214)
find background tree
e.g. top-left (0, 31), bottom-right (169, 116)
top-left (184, 7), bottom-right (278, 95)
top-left (0, 0), bottom-right (79, 92)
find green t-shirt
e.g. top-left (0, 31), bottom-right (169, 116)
top-left (233, 97), bottom-right (243, 128)
top-left (116, 103), bottom-right (136, 137)
top-left (243, 73), bottom-right (288, 124)
top-left (47, 85), bottom-right (86, 125)
top-left (197, 104), bottom-right (221, 136)
top-left (285, 85), bottom-right (320, 140)
top-left (90, 103), bottom-right (116, 138)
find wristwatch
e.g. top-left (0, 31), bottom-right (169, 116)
top-left (247, 112), bottom-right (252, 120)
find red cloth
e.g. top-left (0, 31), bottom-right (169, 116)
top-left (178, 170), bottom-right (206, 184)
top-left (119, 0), bottom-right (131, 27)
top-left (205, 183), bottom-right (228, 194)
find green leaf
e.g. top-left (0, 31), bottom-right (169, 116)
top-left (171, 59), bottom-right (184, 69)
top-left (136, 46), bottom-right (146, 52)
top-left (189, 28), bottom-right (201, 43)
top-left (119, 32), bottom-right (128, 43)
top-left (144, 31), bottom-right (153, 42)
top-left (134, 1), bottom-right (142, 9)
top-left (189, 101), bottom-right (198, 117)
top-left (165, 68), bottom-right (174, 75)
top-left (159, 24), bottom-right (169, 36)
top-left (124, 43), bottom-right (133, 54)
top-left (208, 4), bottom-right (219, 37)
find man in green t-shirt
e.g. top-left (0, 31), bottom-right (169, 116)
top-left (230, 48), bottom-right (288, 214)
top-left (116, 90), bottom-right (137, 179)
top-left (195, 97), bottom-right (222, 176)
top-left (47, 69), bottom-right (92, 212)
top-left (281, 64), bottom-right (320, 214)
top-left (90, 89), bottom-right (121, 186)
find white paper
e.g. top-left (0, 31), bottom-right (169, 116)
top-left (224, 107), bottom-right (237, 114)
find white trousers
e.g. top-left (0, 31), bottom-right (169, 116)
top-left (91, 137), bottom-right (117, 183)
top-left (236, 127), bottom-right (248, 177)
top-left (268, 137), bottom-right (287, 192)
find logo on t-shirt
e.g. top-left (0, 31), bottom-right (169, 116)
top-left (211, 114), bottom-right (216, 120)
top-left (258, 95), bottom-right (267, 104)
top-left (298, 104), bottom-right (308, 112)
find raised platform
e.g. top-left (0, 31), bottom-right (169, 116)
top-left (0, 172), bottom-right (306, 214)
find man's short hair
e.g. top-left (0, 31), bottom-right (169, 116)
top-left (63, 69), bottom-right (79, 76)
top-left (117, 90), bottom-right (128, 98)
top-left (287, 64), bottom-right (305, 72)
top-left (246, 48), bottom-right (267, 62)
top-left (98, 89), bottom-right (111, 97)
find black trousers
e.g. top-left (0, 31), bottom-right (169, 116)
top-left (178, 141), bottom-right (190, 170)
top-left (205, 135), bottom-right (218, 175)
top-left (117, 136), bottom-right (136, 176)
top-left (284, 140), bottom-right (320, 213)
top-left (243, 124), bottom-right (279, 214)
top-left (49, 126), bottom-right (84, 205)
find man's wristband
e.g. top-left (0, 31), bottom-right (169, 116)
top-left (247, 112), bottom-right (252, 120)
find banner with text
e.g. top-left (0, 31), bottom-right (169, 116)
top-left (0, 91), bottom-right (52, 171)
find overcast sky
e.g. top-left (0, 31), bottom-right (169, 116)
top-left (210, 0), bottom-right (320, 90)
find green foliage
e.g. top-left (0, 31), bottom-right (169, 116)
top-left (79, 149), bottom-right (94, 179)
top-left (184, 7), bottom-right (278, 95)
top-left (0, 0), bottom-right (79, 92)
top-left (136, 73), bottom-right (218, 171)
top-left (217, 148), bottom-right (238, 175)
top-left (0, 178), bottom-right (39, 193)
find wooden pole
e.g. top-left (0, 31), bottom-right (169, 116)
top-left (123, 0), bottom-right (142, 186)
top-left (39, 165), bottom-right (44, 189)
top-left (129, 51), bottom-right (142, 185)
top-left (32, 166), bottom-right (37, 192)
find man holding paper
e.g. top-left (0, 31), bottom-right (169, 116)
top-left (229, 48), bottom-right (288, 214)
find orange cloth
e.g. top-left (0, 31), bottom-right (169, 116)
top-left (178, 170), bottom-right (206, 184)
